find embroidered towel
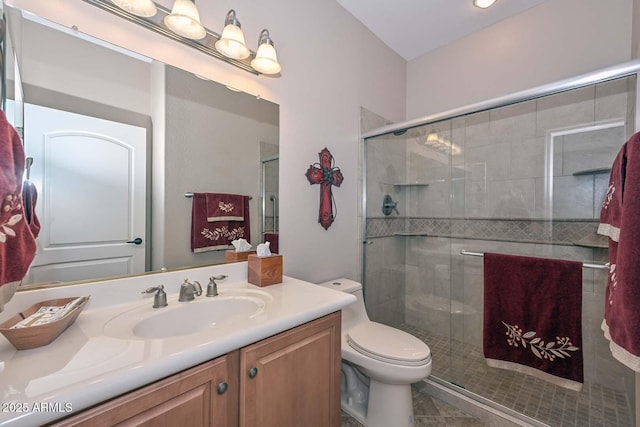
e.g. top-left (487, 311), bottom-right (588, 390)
top-left (206, 193), bottom-right (245, 221)
top-left (483, 253), bottom-right (583, 391)
top-left (597, 131), bottom-right (640, 372)
top-left (191, 193), bottom-right (250, 253)
top-left (0, 109), bottom-right (37, 312)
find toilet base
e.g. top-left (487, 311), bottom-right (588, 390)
top-left (341, 379), bottom-right (415, 427)
top-left (367, 381), bottom-right (414, 427)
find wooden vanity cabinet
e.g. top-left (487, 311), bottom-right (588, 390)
top-left (240, 311), bottom-right (341, 427)
top-left (49, 312), bottom-right (340, 427)
top-left (50, 352), bottom-right (239, 427)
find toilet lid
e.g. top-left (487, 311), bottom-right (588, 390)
top-left (346, 322), bottom-right (431, 366)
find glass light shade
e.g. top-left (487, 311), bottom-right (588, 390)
top-left (163, 0), bottom-right (206, 40)
top-left (473, 0), bottom-right (497, 8)
top-left (111, 0), bottom-right (157, 17)
top-left (426, 132), bottom-right (439, 144)
top-left (251, 42), bottom-right (281, 75)
top-left (215, 24), bottom-right (250, 60)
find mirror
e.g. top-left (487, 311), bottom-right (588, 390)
top-left (3, 4), bottom-right (279, 288)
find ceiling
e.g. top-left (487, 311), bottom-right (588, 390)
top-left (336, 0), bottom-right (548, 61)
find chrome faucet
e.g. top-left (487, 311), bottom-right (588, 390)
top-left (178, 279), bottom-right (202, 302)
top-left (206, 275), bottom-right (227, 297)
top-left (142, 285), bottom-right (168, 308)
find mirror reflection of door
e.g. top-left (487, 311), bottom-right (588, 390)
top-left (261, 155), bottom-right (279, 253)
top-left (22, 102), bottom-right (147, 285)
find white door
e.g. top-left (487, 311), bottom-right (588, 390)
top-left (23, 103), bottom-right (146, 284)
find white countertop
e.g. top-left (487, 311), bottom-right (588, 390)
top-left (0, 262), bottom-right (355, 426)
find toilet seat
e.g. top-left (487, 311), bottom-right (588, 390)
top-left (346, 322), bottom-right (431, 367)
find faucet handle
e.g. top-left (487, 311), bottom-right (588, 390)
top-left (206, 275), bottom-right (227, 297)
top-left (142, 285), bottom-right (164, 294)
top-left (142, 285), bottom-right (168, 308)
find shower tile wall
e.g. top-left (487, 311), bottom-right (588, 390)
top-left (364, 75), bottom-right (637, 424)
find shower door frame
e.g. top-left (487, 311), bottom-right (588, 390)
top-left (361, 59), bottom-right (640, 427)
top-left (261, 155), bottom-right (279, 240)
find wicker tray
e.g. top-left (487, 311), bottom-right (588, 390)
top-left (0, 297), bottom-right (89, 350)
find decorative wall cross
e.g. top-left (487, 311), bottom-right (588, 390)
top-left (305, 147), bottom-right (344, 230)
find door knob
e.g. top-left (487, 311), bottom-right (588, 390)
top-left (126, 237), bottom-right (143, 245)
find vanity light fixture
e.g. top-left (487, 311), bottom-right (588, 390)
top-left (84, 0), bottom-right (282, 76)
top-left (215, 10), bottom-right (250, 60)
top-left (110, 0), bottom-right (157, 17)
top-left (251, 29), bottom-right (282, 75)
top-left (418, 130), bottom-right (462, 155)
top-left (473, 0), bottom-right (498, 8)
top-left (163, 0), bottom-right (206, 40)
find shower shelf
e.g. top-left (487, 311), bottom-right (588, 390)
top-left (382, 182), bottom-right (430, 187)
top-left (393, 232), bottom-right (429, 236)
top-left (572, 235), bottom-right (609, 248)
top-left (572, 167), bottom-right (611, 176)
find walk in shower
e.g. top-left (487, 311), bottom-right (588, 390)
top-left (362, 63), bottom-right (639, 426)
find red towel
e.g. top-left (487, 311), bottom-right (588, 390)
top-left (483, 253), bottom-right (583, 390)
top-left (597, 131), bottom-right (640, 372)
top-left (205, 193), bottom-right (245, 221)
top-left (0, 109), bottom-right (37, 303)
top-left (191, 193), bottom-right (250, 253)
top-left (264, 232), bottom-right (279, 254)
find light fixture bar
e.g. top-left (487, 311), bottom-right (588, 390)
top-left (82, 0), bottom-right (260, 75)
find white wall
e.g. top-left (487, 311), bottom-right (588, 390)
top-left (406, 0), bottom-right (634, 119)
top-left (7, 0), bottom-right (407, 284)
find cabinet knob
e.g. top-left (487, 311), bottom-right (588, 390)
top-left (217, 382), bottom-right (228, 395)
top-left (248, 367), bottom-right (258, 378)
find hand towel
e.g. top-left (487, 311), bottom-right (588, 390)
top-left (264, 232), bottom-right (279, 254)
top-left (0, 109), bottom-right (37, 312)
top-left (597, 131), bottom-right (640, 372)
top-left (206, 193), bottom-right (245, 221)
top-left (483, 253), bottom-right (583, 391)
top-left (191, 193), bottom-right (251, 253)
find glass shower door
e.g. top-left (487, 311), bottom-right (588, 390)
top-left (363, 118), bottom-right (461, 385)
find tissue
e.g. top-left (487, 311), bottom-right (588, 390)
top-left (256, 242), bottom-right (271, 257)
top-left (232, 238), bottom-right (252, 252)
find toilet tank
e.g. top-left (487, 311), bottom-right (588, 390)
top-left (316, 278), bottom-right (370, 331)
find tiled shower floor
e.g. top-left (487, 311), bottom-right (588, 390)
top-left (400, 324), bottom-right (634, 427)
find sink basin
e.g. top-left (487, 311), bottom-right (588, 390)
top-left (103, 289), bottom-right (272, 339)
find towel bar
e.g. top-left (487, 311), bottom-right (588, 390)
top-left (460, 249), bottom-right (609, 270)
top-left (185, 192), bottom-right (252, 199)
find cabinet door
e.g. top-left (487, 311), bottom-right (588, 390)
top-left (240, 312), bottom-right (341, 427)
top-left (51, 352), bottom-right (239, 427)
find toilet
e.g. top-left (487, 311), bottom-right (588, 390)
top-left (317, 278), bottom-right (432, 427)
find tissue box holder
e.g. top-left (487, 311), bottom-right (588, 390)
top-left (225, 250), bottom-right (257, 263)
top-left (0, 297), bottom-right (88, 350)
top-left (248, 254), bottom-right (283, 286)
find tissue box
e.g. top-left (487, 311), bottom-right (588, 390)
top-left (248, 254), bottom-right (283, 286)
top-left (225, 250), bottom-right (257, 263)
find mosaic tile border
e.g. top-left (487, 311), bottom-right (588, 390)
top-left (366, 217), bottom-right (603, 246)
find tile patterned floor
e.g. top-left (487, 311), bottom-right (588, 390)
top-left (399, 325), bottom-right (634, 427)
top-left (340, 384), bottom-right (487, 427)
